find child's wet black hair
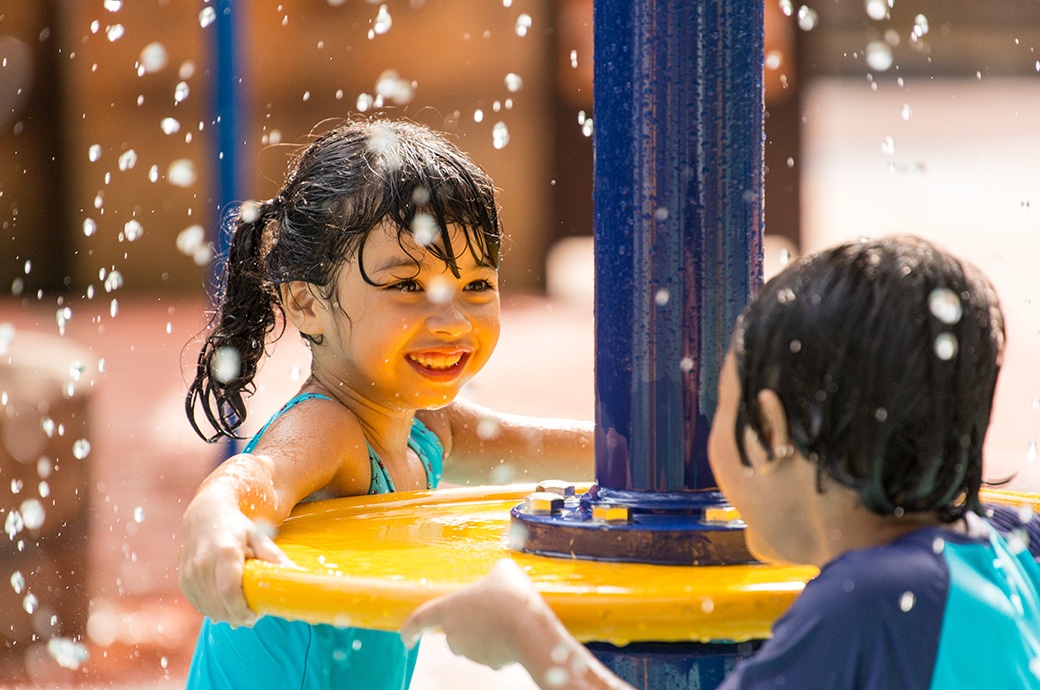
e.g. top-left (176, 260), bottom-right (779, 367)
top-left (186, 118), bottom-right (502, 442)
top-left (733, 236), bottom-right (1005, 521)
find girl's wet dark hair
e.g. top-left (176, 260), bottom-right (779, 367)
top-left (733, 236), bottom-right (1005, 521)
top-left (186, 118), bottom-right (502, 442)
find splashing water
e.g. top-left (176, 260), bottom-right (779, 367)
top-left (133, 506), bottom-right (145, 524)
top-left (72, 438), bottom-right (92, 460)
top-left (123, 219), bottom-right (143, 241)
top-left (865, 0), bottom-right (887, 20)
top-left (899, 591), bottom-right (915, 612)
top-left (880, 136), bottom-right (895, 155)
top-left (174, 81), bottom-right (190, 104)
top-left (928, 287), bottom-right (963, 324)
top-left (411, 214), bottom-right (438, 246)
top-left (492, 121), bottom-right (510, 149)
top-left (5, 510), bottom-right (24, 538)
top-left (515, 13), bottom-right (532, 37)
top-left (199, 6), bottom-right (217, 28)
top-left (1028, 439), bottom-right (1037, 464)
top-left (104, 0), bottom-right (123, 10)
top-left (356, 93), bottom-right (374, 112)
top-left (426, 276), bottom-right (455, 305)
top-left (933, 333), bottom-right (958, 361)
top-left (20, 499), bottom-right (44, 530)
top-left (901, 103), bottom-right (912, 121)
top-left (866, 41), bottom-right (893, 71)
top-left (10, 570), bottom-right (24, 594)
top-left (570, 50), bottom-right (578, 68)
top-left (106, 24), bottom-right (125, 42)
top-left (912, 14), bottom-right (929, 38)
top-left (167, 159), bottom-right (197, 187)
top-left (797, 6), bottom-right (818, 31)
top-left (161, 117), bottom-right (180, 135)
top-left (373, 4), bottom-right (392, 34)
top-left (778, 0), bottom-right (794, 17)
top-left (118, 149), bottom-right (138, 172)
top-left (48, 637), bottom-right (90, 670)
top-left (83, 218), bottom-right (97, 237)
top-left (104, 270), bottom-right (124, 292)
top-left (23, 592), bottom-right (37, 614)
top-left (212, 346), bottom-right (242, 384)
top-left (375, 70), bottom-right (414, 105)
top-left (88, 144), bottom-right (102, 162)
top-left (504, 72), bottom-right (523, 93)
top-left (138, 42), bottom-right (168, 74)
top-left (477, 417), bottom-right (503, 440)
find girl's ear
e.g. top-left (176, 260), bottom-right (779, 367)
top-left (755, 389), bottom-right (794, 461)
top-left (280, 281), bottom-right (325, 337)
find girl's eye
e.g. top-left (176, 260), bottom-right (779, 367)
top-left (464, 279), bottom-right (495, 292)
top-left (390, 279), bottom-right (422, 292)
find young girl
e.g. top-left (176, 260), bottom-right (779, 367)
top-left (178, 118), bottom-right (593, 689)
top-left (403, 236), bottom-right (1040, 689)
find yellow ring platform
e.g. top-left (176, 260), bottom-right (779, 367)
top-left (242, 485), bottom-right (1038, 645)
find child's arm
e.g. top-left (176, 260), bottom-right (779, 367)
top-left (179, 401), bottom-right (370, 626)
top-left (401, 559), bottom-right (633, 690)
top-left (419, 398), bottom-right (595, 486)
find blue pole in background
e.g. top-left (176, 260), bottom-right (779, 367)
top-left (593, 0), bottom-right (764, 496)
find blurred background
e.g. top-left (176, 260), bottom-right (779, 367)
top-left (0, 0), bottom-right (1039, 686)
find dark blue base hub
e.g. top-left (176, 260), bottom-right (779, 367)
top-left (511, 485), bottom-right (757, 565)
top-left (588, 640), bottom-right (761, 690)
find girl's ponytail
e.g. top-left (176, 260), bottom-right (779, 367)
top-left (186, 200), bottom-right (282, 442)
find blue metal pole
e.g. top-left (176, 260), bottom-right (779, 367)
top-left (594, 0), bottom-right (764, 495)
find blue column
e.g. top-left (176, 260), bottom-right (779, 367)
top-left (593, 0), bottom-right (764, 494)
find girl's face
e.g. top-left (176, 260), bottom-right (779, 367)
top-left (314, 223), bottom-right (500, 411)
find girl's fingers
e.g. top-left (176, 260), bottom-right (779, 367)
top-left (401, 600), bottom-right (444, 649)
top-left (247, 528), bottom-right (294, 566)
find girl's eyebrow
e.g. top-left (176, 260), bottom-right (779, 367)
top-left (370, 256), bottom-right (422, 274)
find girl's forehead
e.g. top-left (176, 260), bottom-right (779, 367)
top-left (361, 222), bottom-right (491, 271)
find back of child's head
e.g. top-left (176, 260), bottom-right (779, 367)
top-left (734, 236), bottom-right (1005, 520)
top-left (187, 118), bottom-right (501, 441)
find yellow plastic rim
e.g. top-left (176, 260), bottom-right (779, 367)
top-left (243, 485), bottom-right (1036, 645)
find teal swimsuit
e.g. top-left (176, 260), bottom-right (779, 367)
top-left (186, 393), bottom-right (444, 690)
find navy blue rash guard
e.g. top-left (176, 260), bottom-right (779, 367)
top-left (719, 505), bottom-right (1040, 690)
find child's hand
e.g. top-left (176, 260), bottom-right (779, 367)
top-left (178, 490), bottom-right (293, 627)
top-left (401, 559), bottom-right (550, 669)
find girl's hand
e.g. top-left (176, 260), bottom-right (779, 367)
top-left (178, 488), bottom-right (293, 627)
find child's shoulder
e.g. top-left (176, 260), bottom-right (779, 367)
top-left (251, 392), bottom-right (368, 460)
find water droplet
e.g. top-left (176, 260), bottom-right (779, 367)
top-left (874, 407), bottom-right (888, 423)
top-left (932, 537), bottom-right (945, 554)
top-left (797, 6), bottom-right (818, 31)
top-left (1028, 439), bottom-right (1037, 463)
top-left (779, 0), bottom-right (794, 17)
top-left (899, 591), bottom-right (915, 612)
top-left (174, 80), bottom-right (190, 104)
top-left (136, 42), bottom-right (169, 76)
top-left (504, 72), bottom-right (523, 93)
top-left (82, 218), bottom-right (97, 237)
top-left (47, 637), bottom-right (89, 670)
top-left (20, 499), bottom-right (44, 530)
top-left (901, 103), bottom-right (912, 121)
top-left (72, 438), bottom-right (91, 459)
top-left (492, 121), bottom-right (510, 149)
top-left (199, 6), bottom-right (217, 28)
top-left (473, 108), bottom-right (484, 123)
top-left (11, 478), bottom-right (23, 494)
top-left (654, 289), bottom-right (670, 306)
top-left (788, 339), bottom-right (802, 353)
top-left (10, 570), bottom-right (24, 594)
top-left (426, 276), bottom-right (455, 305)
top-left (5, 510), bottom-right (24, 538)
top-left (133, 506), bottom-right (144, 523)
top-left (104, 270), bottom-right (123, 292)
top-left (356, 93), bottom-right (374, 112)
top-left (374, 70), bottom-right (414, 105)
top-left (23, 592), bottom-right (37, 614)
top-left (161, 117), bottom-right (180, 135)
top-left (545, 667), bottom-right (570, 687)
top-left (928, 287), bottom-right (963, 324)
top-left (104, 0), bottom-right (122, 10)
top-left (679, 357), bottom-right (694, 373)
top-left (123, 219), bottom-right (143, 242)
top-left (934, 332), bottom-right (958, 360)
top-left (117, 149), bottom-right (137, 172)
top-left (39, 481), bottom-right (49, 498)
top-left (177, 225), bottom-right (205, 256)
top-left (866, 40), bottom-right (893, 72)
top-left (912, 13), bottom-right (929, 37)
top-left (865, 0), bottom-right (887, 21)
top-left (167, 159), bottom-right (197, 187)
top-left (373, 4), bottom-right (392, 34)
top-left (477, 417), bottom-right (502, 440)
top-left (515, 13), bottom-right (532, 37)
top-left (570, 50), bottom-right (578, 68)
top-left (880, 136), bottom-right (895, 155)
top-left (88, 144), bottom-right (102, 162)
top-left (106, 24), bottom-right (125, 42)
top-left (212, 346), bottom-right (241, 383)
top-left (411, 214), bottom-right (438, 246)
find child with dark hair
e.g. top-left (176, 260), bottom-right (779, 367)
top-left (402, 236), bottom-right (1040, 689)
top-left (178, 118), bottom-right (592, 689)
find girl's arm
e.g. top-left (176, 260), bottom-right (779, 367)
top-left (179, 401), bottom-right (370, 626)
top-left (401, 559), bottom-right (633, 690)
top-left (419, 398), bottom-right (594, 486)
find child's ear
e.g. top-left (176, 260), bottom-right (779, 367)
top-left (755, 389), bottom-right (793, 460)
top-left (280, 281), bottom-right (325, 337)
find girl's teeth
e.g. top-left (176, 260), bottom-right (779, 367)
top-left (410, 353), bottom-right (462, 369)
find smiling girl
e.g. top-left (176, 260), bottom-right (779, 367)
top-left (178, 119), bottom-right (592, 690)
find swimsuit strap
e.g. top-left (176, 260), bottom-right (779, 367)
top-left (367, 417), bottom-right (444, 495)
top-left (242, 392), bottom-right (333, 454)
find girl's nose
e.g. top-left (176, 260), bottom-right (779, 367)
top-left (427, 299), bottom-right (474, 337)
